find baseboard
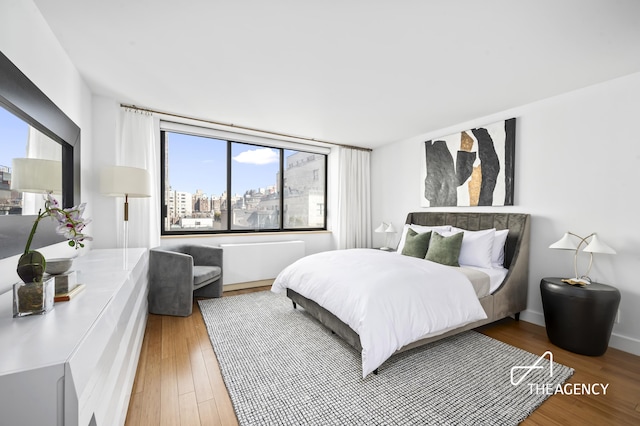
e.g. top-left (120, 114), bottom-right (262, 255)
top-left (518, 309), bottom-right (545, 327)
top-left (519, 308), bottom-right (640, 356)
top-left (223, 279), bottom-right (274, 292)
top-left (608, 332), bottom-right (640, 356)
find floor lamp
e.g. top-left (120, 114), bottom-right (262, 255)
top-left (11, 158), bottom-right (62, 193)
top-left (100, 165), bottom-right (151, 249)
top-left (11, 158), bottom-right (62, 212)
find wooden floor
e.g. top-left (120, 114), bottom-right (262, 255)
top-left (126, 287), bottom-right (640, 426)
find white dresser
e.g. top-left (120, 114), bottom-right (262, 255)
top-left (0, 248), bottom-right (149, 426)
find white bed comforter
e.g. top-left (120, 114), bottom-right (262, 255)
top-left (271, 249), bottom-right (487, 377)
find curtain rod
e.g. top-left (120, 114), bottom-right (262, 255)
top-left (120, 103), bottom-right (372, 152)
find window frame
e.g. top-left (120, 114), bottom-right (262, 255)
top-left (160, 127), bottom-right (328, 235)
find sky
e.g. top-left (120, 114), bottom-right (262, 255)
top-left (166, 132), bottom-right (281, 197)
top-left (0, 106), bottom-right (30, 168)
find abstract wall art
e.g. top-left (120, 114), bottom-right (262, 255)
top-left (420, 118), bottom-right (516, 207)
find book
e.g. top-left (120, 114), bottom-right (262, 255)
top-left (54, 284), bottom-right (86, 302)
top-left (51, 270), bottom-right (78, 295)
top-left (561, 278), bottom-right (588, 287)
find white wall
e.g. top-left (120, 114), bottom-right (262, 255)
top-left (0, 0), bottom-right (93, 293)
top-left (371, 72), bottom-right (640, 355)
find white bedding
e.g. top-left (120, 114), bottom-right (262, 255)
top-left (271, 249), bottom-right (487, 377)
top-left (464, 264), bottom-right (509, 294)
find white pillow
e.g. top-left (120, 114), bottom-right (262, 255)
top-left (492, 229), bottom-right (509, 268)
top-left (447, 227), bottom-right (496, 269)
top-left (396, 224), bottom-right (451, 253)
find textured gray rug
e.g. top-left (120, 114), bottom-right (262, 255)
top-left (199, 291), bottom-right (573, 426)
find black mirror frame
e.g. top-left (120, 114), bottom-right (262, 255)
top-left (0, 51), bottom-right (81, 258)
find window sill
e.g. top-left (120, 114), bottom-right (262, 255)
top-left (161, 230), bottom-right (332, 239)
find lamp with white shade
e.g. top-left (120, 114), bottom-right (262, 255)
top-left (100, 165), bottom-right (151, 248)
top-left (10, 158), bottom-right (62, 194)
top-left (374, 222), bottom-right (397, 251)
top-left (10, 158), bottom-right (62, 216)
top-left (549, 232), bottom-right (616, 284)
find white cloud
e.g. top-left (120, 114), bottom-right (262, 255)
top-left (233, 148), bottom-right (278, 165)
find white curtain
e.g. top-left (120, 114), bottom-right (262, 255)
top-left (337, 147), bottom-right (371, 249)
top-left (116, 108), bottom-right (160, 248)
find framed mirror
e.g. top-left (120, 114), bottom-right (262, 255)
top-left (0, 51), bottom-right (81, 259)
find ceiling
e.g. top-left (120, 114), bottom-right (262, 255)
top-left (33, 0), bottom-right (640, 148)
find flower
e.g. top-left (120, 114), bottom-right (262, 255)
top-left (17, 194), bottom-right (92, 283)
top-left (23, 193), bottom-right (92, 255)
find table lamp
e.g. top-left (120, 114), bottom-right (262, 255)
top-left (549, 232), bottom-right (616, 284)
top-left (375, 222), bottom-right (397, 251)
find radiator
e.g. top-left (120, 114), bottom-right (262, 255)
top-left (219, 240), bottom-right (305, 285)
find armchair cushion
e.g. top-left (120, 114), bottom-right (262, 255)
top-left (193, 265), bottom-right (222, 289)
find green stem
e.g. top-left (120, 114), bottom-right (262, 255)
top-left (23, 209), bottom-right (48, 255)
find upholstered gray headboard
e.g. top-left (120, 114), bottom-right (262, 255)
top-left (404, 212), bottom-right (530, 270)
top-left (404, 212), bottom-right (531, 319)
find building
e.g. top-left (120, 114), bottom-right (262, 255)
top-left (192, 189), bottom-right (211, 214)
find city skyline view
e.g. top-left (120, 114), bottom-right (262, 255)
top-left (163, 129), bottom-right (327, 231)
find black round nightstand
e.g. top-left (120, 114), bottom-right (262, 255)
top-left (540, 277), bottom-right (620, 356)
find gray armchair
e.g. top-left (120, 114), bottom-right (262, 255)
top-left (148, 244), bottom-right (223, 316)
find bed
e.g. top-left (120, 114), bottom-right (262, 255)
top-left (271, 212), bottom-right (530, 377)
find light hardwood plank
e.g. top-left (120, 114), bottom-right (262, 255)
top-left (198, 399), bottom-right (223, 426)
top-left (161, 314), bottom-right (177, 360)
top-left (136, 314), bottom-right (162, 426)
top-left (124, 385), bottom-right (143, 426)
top-left (179, 392), bottom-right (202, 426)
top-left (202, 347), bottom-right (239, 426)
top-left (187, 334), bottom-right (215, 404)
top-left (160, 356), bottom-right (180, 426)
top-left (174, 322), bottom-right (195, 396)
top-left (192, 302), bottom-right (215, 352)
top-left (132, 322), bottom-right (149, 395)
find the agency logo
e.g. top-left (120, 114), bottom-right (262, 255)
top-left (510, 350), bottom-right (553, 386)
top-left (510, 350), bottom-right (609, 396)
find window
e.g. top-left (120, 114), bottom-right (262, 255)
top-left (161, 127), bottom-right (327, 234)
top-left (283, 151), bottom-right (326, 229)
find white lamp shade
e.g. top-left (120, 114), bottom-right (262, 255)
top-left (374, 222), bottom-right (386, 233)
top-left (549, 232), bottom-right (577, 250)
top-left (583, 234), bottom-right (616, 254)
top-left (100, 166), bottom-right (151, 198)
top-left (10, 158), bottom-right (62, 194)
top-left (385, 223), bottom-right (396, 233)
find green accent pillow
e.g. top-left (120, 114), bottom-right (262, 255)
top-left (401, 229), bottom-right (432, 258)
top-left (425, 231), bottom-right (463, 266)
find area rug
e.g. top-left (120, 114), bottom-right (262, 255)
top-left (199, 291), bottom-right (573, 426)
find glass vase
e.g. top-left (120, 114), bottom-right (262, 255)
top-left (13, 277), bottom-right (55, 318)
